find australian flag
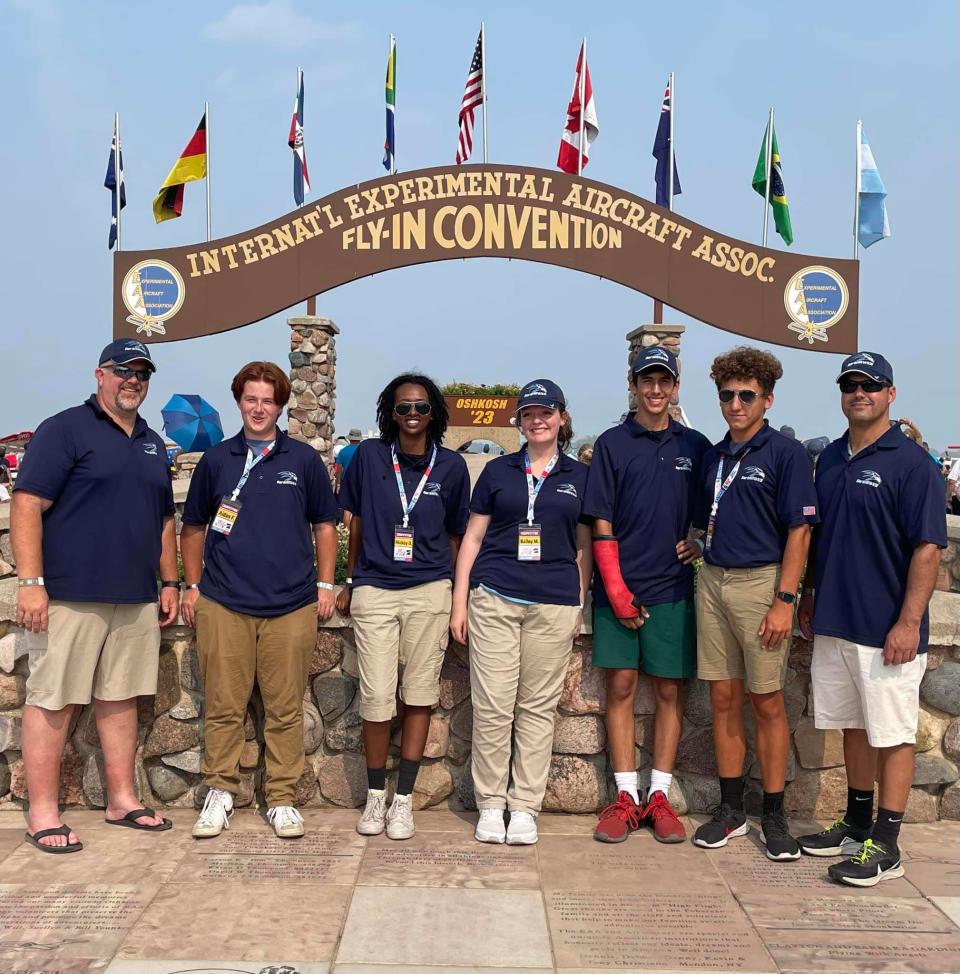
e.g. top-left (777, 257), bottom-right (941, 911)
top-left (104, 119), bottom-right (126, 250)
top-left (652, 78), bottom-right (681, 208)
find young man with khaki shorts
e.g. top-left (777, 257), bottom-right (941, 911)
top-left (798, 352), bottom-right (946, 886)
top-left (692, 347), bottom-right (818, 861)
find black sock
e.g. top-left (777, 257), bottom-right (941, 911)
top-left (762, 790), bottom-right (785, 817)
top-left (396, 758), bottom-right (420, 796)
top-left (719, 776), bottom-right (745, 811)
top-left (845, 787), bottom-right (874, 829)
top-left (870, 807), bottom-right (904, 852)
top-left (367, 766), bottom-right (386, 792)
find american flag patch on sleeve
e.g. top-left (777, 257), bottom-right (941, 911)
top-left (803, 506), bottom-right (816, 516)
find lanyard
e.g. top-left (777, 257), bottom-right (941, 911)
top-left (391, 442), bottom-right (438, 528)
top-left (231, 442), bottom-right (275, 500)
top-left (523, 449), bottom-right (560, 525)
top-left (704, 447), bottom-right (751, 550)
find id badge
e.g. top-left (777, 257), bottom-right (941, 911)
top-left (517, 523), bottom-right (542, 562)
top-left (393, 525), bottom-right (415, 563)
top-left (211, 496), bottom-right (242, 536)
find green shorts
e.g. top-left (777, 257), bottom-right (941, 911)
top-left (592, 598), bottom-right (696, 679)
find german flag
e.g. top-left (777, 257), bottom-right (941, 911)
top-left (153, 112), bottom-right (207, 223)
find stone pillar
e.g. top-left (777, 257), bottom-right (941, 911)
top-left (625, 323), bottom-right (686, 421)
top-left (287, 316), bottom-right (339, 470)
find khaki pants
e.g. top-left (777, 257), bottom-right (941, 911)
top-left (195, 596), bottom-right (316, 805)
top-left (467, 587), bottom-right (580, 814)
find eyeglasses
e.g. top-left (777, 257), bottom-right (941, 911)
top-left (106, 364), bottom-right (152, 383)
top-left (839, 378), bottom-right (887, 394)
top-left (718, 389), bottom-right (759, 405)
top-left (394, 401), bottom-right (431, 417)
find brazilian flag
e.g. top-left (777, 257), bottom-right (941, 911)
top-left (752, 122), bottom-right (793, 246)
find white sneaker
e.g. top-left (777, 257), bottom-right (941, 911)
top-left (385, 793), bottom-right (415, 840)
top-left (475, 809), bottom-right (506, 844)
top-left (356, 789), bottom-right (387, 836)
top-left (507, 810), bottom-right (538, 845)
top-left (267, 805), bottom-right (305, 838)
top-left (192, 787), bottom-right (233, 838)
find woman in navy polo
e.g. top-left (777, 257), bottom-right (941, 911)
top-left (337, 373), bottom-right (470, 841)
top-left (451, 380), bottom-right (592, 846)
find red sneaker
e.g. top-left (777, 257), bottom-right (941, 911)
top-left (641, 789), bottom-right (686, 843)
top-left (593, 791), bottom-right (642, 843)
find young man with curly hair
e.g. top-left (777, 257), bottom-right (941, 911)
top-left (692, 347), bottom-right (819, 861)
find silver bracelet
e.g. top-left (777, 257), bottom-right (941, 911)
top-left (18, 577), bottom-right (44, 587)
top-left (317, 581), bottom-right (334, 591)
top-left (184, 583), bottom-right (200, 590)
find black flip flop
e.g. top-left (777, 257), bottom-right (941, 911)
top-left (25, 824), bottom-right (83, 854)
top-left (105, 807), bottom-right (173, 832)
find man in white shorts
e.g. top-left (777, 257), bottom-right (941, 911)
top-left (798, 352), bottom-right (946, 887)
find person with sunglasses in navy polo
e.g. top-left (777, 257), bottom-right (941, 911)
top-left (797, 353), bottom-right (946, 887)
top-left (691, 346), bottom-right (819, 862)
top-left (337, 373), bottom-right (470, 841)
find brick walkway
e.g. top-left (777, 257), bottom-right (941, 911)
top-left (0, 808), bottom-right (957, 973)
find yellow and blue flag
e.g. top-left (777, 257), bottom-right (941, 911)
top-left (383, 36), bottom-right (396, 172)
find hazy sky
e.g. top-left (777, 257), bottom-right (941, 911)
top-left (4, 0), bottom-right (957, 449)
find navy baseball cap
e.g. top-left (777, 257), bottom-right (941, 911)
top-left (516, 379), bottom-right (565, 412)
top-left (99, 339), bottom-right (156, 372)
top-left (631, 345), bottom-right (679, 378)
top-left (836, 351), bottom-right (892, 385)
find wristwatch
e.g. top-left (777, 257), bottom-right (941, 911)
top-left (161, 580), bottom-right (181, 590)
top-left (776, 591), bottom-right (797, 604)
top-left (184, 583), bottom-right (200, 590)
top-left (345, 576), bottom-right (354, 587)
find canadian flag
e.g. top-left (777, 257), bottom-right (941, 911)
top-left (557, 42), bottom-right (599, 174)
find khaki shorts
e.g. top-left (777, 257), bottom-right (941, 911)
top-left (812, 635), bottom-right (928, 748)
top-left (695, 562), bottom-right (788, 694)
top-left (26, 600), bottom-right (161, 709)
top-left (351, 580), bottom-right (452, 721)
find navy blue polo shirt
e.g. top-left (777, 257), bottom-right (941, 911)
top-left (584, 417), bottom-right (711, 606)
top-left (182, 430), bottom-right (337, 616)
top-left (14, 395), bottom-right (174, 603)
top-left (812, 427), bottom-right (947, 652)
top-left (694, 421), bottom-right (819, 568)
top-left (470, 451), bottom-right (589, 606)
top-left (338, 439), bottom-right (470, 590)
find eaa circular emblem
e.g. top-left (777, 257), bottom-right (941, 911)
top-left (122, 259), bottom-right (185, 337)
top-left (783, 265), bottom-right (849, 345)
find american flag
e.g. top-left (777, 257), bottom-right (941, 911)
top-left (456, 30), bottom-right (484, 164)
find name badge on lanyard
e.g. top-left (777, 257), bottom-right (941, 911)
top-left (704, 447), bottom-right (751, 551)
top-left (517, 449), bottom-right (559, 562)
top-left (210, 442), bottom-right (275, 536)
top-left (391, 442), bottom-right (437, 562)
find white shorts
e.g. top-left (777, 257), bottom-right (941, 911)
top-left (811, 634), bottom-right (927, 748)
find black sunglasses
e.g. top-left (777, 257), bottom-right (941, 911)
top-left (718, 389), bottom-right (759, 405)
top-left (106, 364), bottom-right (152, 382)
top-left (839, 378), bottom-right (887, 394)
top-left (394, 401), bottom-right (431, 417)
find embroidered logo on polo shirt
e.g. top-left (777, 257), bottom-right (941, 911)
top-left (856, 469), bottom-right (882, 488)
top-left (423, 481), bottom-right (443, 497)
top-left (555, 482), bottom-right (579, 498)
top-left (741, 465), bottom-right (766, 483)
top-left (674, 456), bottom-right (693, 472)
top-left (276, 471), bottom-right (299, 486)
top-left (142, 442), bottom-right (158, 455)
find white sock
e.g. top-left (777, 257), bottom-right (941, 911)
top-left (649, 768), bottom-right (673, 799)
top-left (614, 771), bottom-right (640, 804)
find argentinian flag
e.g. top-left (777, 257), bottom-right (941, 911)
top-left (858, 124), bottom-right (891, 248)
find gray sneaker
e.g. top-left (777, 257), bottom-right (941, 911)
top-left (356, 789), bottom-right (387, 836)
top-left (386, 793), bottom-right (415, 840)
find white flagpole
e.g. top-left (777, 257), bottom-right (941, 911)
top-left (114, 111), bottom-right (122, 251)
top-left (577, 38), bottom-right (586, 178)
top-left (667, 72), bottom-right (676, 211)
top-left (853, 119), bottom-right (862, 259)
top-left (762, 106), bottom-right (773, 247)
top-left (481, 22), bottom-right (488, 164)
top-left (205, 101), bottom-right (212, 241)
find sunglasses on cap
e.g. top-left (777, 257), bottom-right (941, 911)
top-left (838, 378), bottom-right (888, 394)
top-left (106, 364), bottom-right (152, 383)
top-left (718, 389), bottom-right (760, 405)
top-left (394, 401), bottom-right (431, 417)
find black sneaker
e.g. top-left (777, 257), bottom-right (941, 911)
top-left (759, 810), bottom-right (801, 861)
top-left (827, 838), bottom-right (904, 888)
top-left (798, 818), bottom-right (871, 858)
top-left (692, 804), bottom-right (749, 848)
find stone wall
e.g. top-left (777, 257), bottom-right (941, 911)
top-left (287, 315), bottom-right (338, 469)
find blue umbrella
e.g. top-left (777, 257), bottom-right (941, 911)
top-left (161, 395), bottom-right (224, 452)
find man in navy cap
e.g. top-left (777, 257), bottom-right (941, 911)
top-left (797, 352), bottom-right (946, 887)
top-left (12, 338), bottom-right (178, 853)
top-left (585, 346), bottom-right (711, 845)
